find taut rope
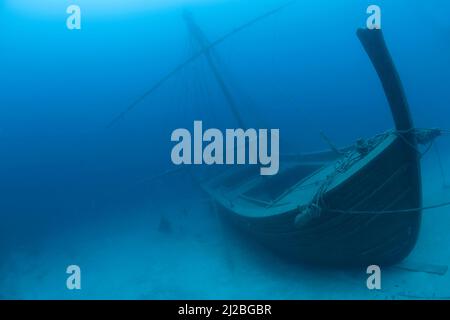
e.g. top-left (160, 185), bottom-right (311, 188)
top-left (304, 128), bottom-right (450, 216)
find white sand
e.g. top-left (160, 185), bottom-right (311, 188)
top-left (1, 156), bottom-right (450, 300)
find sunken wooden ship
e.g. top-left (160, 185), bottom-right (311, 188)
top-left (111, 7), bottom-right (437, 267)
top-left (202, 28), bottom-right (429, 267)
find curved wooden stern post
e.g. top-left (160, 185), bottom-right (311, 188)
top-left (357, 28), bottom-right (422, 241)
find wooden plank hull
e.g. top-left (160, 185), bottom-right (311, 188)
top-left (213, 137), bottom-right (422, 266)
top-left (201, 28), bottom-right (423, 267)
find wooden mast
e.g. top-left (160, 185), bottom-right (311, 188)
top-left (107, 2), bottom-right (295, 128)
top-left (183, 10), bottom-right (246, 128)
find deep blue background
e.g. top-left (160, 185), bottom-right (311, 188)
top-left (0, 0), bottom-right (449, 299)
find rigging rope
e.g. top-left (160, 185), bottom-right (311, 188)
top-left (107, 0), bottom-right (297, 128)
top-left (434, 143), bottom-right (450, 188)
top-left (304, 128), bottom-right (450, 216)
top-left (327, 201), bottom-right (450, 215)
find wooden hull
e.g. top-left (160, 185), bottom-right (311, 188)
top-left (198, 29), bottom-right (424, 267)
top-left (212, 137), bottom-right (422, 266)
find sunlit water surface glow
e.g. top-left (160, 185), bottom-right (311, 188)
top-left (5, 0), bottom-right (217, 16)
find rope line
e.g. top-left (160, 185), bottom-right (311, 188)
top-left (303, 128), bottom-right (450, 216)
top-left (326, 201), bottom-right (450, 215)
top-left (107, 0), bottom-right (296, 128)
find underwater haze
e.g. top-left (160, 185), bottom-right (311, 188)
top-left (1, 0), bottom-right (450, 299)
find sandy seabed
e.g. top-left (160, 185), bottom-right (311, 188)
top-left (1, 155), bottom-right (450, 300)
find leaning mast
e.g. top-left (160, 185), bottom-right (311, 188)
top-left (183, 10), bottom-right (246, 128)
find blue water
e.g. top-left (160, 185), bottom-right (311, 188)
top-left (1, 0), bottom-right (450, 299)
